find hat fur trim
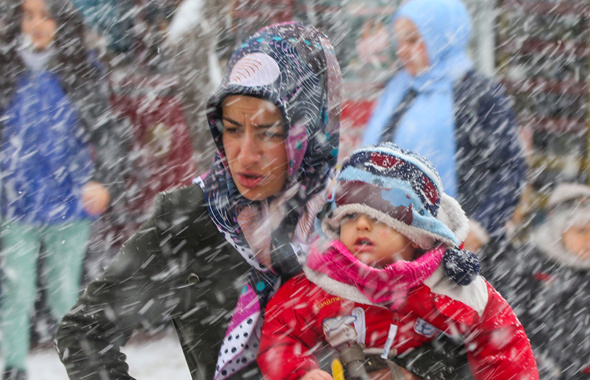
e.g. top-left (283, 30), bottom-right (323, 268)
top-left (437, 194), bottom-right (470, 244)
top-left (322, 193), bottom-right (469, 250)
top-left (546, 183), bottom-right (590, 209)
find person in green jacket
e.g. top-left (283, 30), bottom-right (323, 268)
top-left (0, 1), bottom-right (128, 378)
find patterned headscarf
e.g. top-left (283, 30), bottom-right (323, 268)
top-left (197, 22), bottom-right (341, 378)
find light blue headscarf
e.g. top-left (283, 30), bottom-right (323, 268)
top-left (363, 0), bottom-right (473, 197)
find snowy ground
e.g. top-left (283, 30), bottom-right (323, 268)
top-left (4, 329), bottom-right (192, 380)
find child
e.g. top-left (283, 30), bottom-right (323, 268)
top-left (483, 183), bottom-right (590, 379)
top-left (0, 1), bottom-right (127, 378)
top-left (258, 143), bottom-right (538, 380)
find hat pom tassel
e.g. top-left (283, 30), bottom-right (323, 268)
top-left (442, 248), bottom-right (480, 286)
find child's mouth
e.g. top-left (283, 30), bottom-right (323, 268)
top-left (354, 237), bottom-right (374, 251)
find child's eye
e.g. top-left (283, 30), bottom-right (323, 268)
top-left (342, 213), bottom-right (359, 221)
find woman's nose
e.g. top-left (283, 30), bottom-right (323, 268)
top-left (237, 130), bottom-right (261, 166)
top-left (396, 42), bottom-right (408, 58)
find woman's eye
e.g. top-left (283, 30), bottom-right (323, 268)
top-left (259, 126), bottom-right (286, 141)
top-left (223, 127), bottom-right (240, 135)
top-left (261, 131), bottom-right (285, 141)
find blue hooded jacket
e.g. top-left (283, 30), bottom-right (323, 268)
top-left (363, 0), bottom-right (526, 238)
top-left (363, 0), bottom-right (474, 198)
top-left (1, 70), bottom-right (93, 224)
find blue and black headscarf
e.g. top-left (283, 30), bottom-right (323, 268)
top-left (196, 22), bottom-right (342, 378)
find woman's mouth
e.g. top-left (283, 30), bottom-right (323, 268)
top-left (236, 172), bottom-right (264, 188)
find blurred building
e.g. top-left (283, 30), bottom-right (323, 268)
top-left (495, 0), bottom-right (589, 219)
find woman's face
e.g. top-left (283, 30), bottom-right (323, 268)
top-left (393, 18), bottom-right (429, 77)
top-left (221, 95), bottom-right (288, 201)
top-left (562, 221), bottom-right (590, 259)
top-left (21, 0), bottom-right (57, 50)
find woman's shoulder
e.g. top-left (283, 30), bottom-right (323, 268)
top-left (154, 183), bottom-right (207, 209)
top-left (454, 70), bottom-right (508, 103)
top-left (150, 183), bottom-right (222, 238)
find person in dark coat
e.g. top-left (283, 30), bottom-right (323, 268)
top-left (0, 1), bottom-right (128, 378)
top-left (483, 183), bottom-right (590, 379)
top-left (54, 22), bottom-right (343, 380)
top-left (362, 0), bottom-right (526, 252)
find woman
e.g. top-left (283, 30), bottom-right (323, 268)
top-left (0, 1), bottom-right (127, 378)
top-left (362, 0), bottom-right (526, 251)
top-left (55, 22), bottom-right (342, 379)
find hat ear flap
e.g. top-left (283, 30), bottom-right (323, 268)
top-left (437, 194), bottom-right (479, 286)
top-left (437, 194), bottom-right (469, 245)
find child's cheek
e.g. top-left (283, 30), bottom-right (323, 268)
top-left (377, 229), bottom-right (391, 241)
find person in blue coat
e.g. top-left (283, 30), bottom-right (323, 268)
top-left (362, 0), bottom-right (526, 251)
top-left (0, 1), bottom-right (128, 378)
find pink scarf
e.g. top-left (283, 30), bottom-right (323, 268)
top-left (307, 239), bottom-right (444, 310)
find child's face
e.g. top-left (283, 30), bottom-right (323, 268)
top-left (562, 221), bottom-right (590, 259)
top-left (21, 0), bottom-right (56, 50)
top-left (340, 213), bottom-right (417, 268)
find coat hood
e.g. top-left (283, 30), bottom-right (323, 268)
top-left (393, 0), bottom-right (473, 87)
top-left (532, 183), bottom-right (590, 269)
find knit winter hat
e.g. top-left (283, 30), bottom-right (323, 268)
top-left (321, 143), bottom-right (469, 250)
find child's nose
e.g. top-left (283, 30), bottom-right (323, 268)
top-left (356, 215), bottom-right (372, 231)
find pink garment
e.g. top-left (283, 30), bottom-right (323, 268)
top-left (307, 239), bottom-right (444, 310)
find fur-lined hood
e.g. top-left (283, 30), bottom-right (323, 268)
top-left (531, 183), bottom-right (590, 270)
top-left (532, 207), bottom-right (590, 270)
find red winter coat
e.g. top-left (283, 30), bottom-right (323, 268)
top-left (258, 266), bottom-right (538, 380)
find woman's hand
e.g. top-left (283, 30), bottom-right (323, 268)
top-left (301, 369), bottom-right (333, 380)
top-left (82, 181), bottom-right (110, 216)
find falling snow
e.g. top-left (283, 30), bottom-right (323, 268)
top-left (0, 0), bottom-right (589, 379)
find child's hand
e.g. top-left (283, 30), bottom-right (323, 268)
top-left (82, 181), bottom-right (110, 216)
top-left (301, 369), bottom-right (333, 380)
